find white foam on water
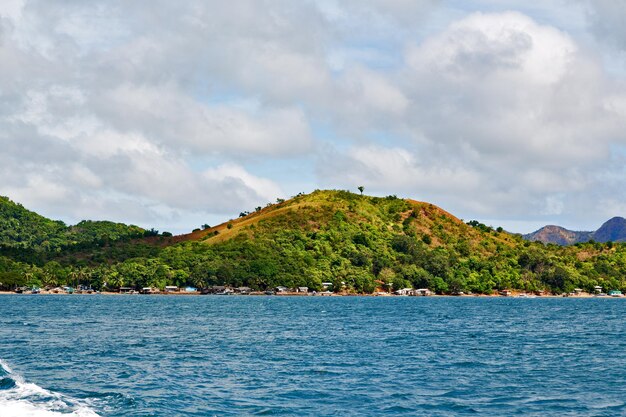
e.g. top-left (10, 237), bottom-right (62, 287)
top-left (0, 359), bottom-right (100, 417)
top-left (0, 399), bottom-right (99, 417)
top-left (0, 359), bottom-right (14, 374)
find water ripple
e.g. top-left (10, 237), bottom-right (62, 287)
top-left (0, 297), bottom-right (625, 416)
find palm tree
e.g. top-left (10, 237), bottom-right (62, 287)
top-left (106, 271), bottom-right (123, 290)
top-left (24, 271), bottom-right (34, 288)
top-left (40, 270), bottom-right (56, 288)
top-left (75, 267), bottom-right (91, 289)
top-left (192, 274), bottom-right (206, 290)
top-left (69, 270), bottom-right (81, 289)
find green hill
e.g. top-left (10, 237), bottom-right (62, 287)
top-left (0, 196), bottom-right (68, 251)
top-left (160, 190), bottom-right (522, 293)
top-left (2, 190), bottom-right (626, 294)
top-left (0, 196), bottom-right (147, 264)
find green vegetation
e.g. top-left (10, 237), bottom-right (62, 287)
top-left (0, 197), bottom-right (147, 252)
top-left (2, 191), bottom-right (626, 295)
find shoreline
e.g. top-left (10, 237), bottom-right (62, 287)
top-left (0, 290), bottom-right (620, 298)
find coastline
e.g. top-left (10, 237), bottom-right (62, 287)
top-left (0, 290), bottom-right (616, 298)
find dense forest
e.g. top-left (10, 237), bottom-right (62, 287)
top-left (1, 190), bottom-right (626, 294)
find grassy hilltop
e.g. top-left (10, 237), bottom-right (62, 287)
top-left (1, 190), bottom-right (626, 294)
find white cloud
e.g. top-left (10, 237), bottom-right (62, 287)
top-left (339, 67), bottom-right (409, 118)
top-left (318, 11), bottom-right (626, 229)
top-left (318, 144), bottom-right (482, 193)
top-left (408, 11), bottom-right (576, 84)
top-left (404, 13), bottom-right (626, 178)
top-left (0, 1), bottom-right (315, 230)
top-left (203, 164), bottom-right (283, 204)
top-left (2, 1), bottom-right (626, 234)
top-left (98, 83), bottom-right (313, 157)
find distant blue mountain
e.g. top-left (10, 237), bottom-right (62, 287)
top-left (524, 217), bottom-right (626, 245)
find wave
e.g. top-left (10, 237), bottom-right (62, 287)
top-left (0, 359), bottom-right (100, 417)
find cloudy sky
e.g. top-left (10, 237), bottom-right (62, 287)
top-left (1, 0), bottom-right (626, 234)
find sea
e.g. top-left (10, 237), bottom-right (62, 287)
top-left (0, 295), bottom-right (625, 416)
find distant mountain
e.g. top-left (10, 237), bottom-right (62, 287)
top-left (524, 217), bottom-right (626, 245)
top-left (523, 226), bottom-right (591, 245)
top-left (593, 217), bottom-right (626, 243)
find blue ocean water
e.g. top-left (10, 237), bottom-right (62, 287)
top-left (0, 295), bottom-right (625, 416)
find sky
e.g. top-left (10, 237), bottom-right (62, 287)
top-left (2, 0), bottom-right (626, 234)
